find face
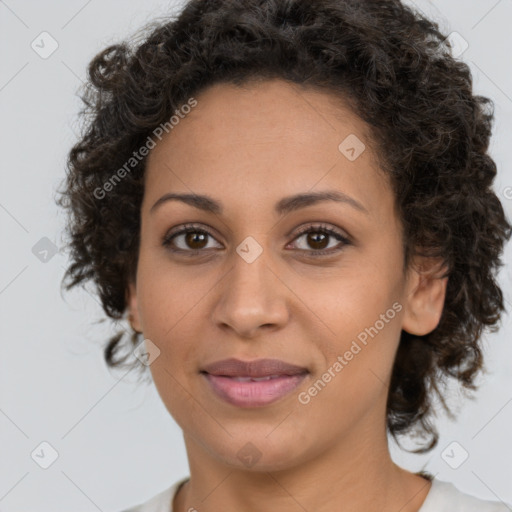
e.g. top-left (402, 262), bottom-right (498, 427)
top-left (128, 79), bottom-right (446, 472)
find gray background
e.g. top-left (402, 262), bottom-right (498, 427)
top-left (1, 0), bottom-right (511, 510)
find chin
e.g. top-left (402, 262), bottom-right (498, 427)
top-left (201, 427), bottom-right (315, 473)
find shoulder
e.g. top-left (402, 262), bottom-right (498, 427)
top-left (118, 476), bottom-right (511, 512)
top-left (420, 478), bottom-right (511, 512)
top-left (120, 477), bottom-right (189, 512)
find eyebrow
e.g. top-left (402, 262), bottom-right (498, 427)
top-left (149, 190), bottom-right (368, 216)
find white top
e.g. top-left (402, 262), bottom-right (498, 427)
top-left (121, 476), bottom-right (511, 512)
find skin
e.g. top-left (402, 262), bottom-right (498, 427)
top-left (127, 79), bottom-right (448, 512)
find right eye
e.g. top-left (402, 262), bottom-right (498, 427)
top-left (162, 224), bottom-right (223, 254)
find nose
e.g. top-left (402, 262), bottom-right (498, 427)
top-left (211, 247), bottom-right (289, 338)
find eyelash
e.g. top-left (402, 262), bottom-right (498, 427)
top-left (161, 222), bottom-right (351, 257)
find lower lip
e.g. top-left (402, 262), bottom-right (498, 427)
top-left (202, 373), bottom-right (307, 407)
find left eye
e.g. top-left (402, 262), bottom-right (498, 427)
top-left (288, 226), bottom-right (350, 254)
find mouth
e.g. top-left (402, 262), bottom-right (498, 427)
top-left (200, 358), bottom-right (309, 408)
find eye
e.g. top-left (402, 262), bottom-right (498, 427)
top-left (287, 224), bottom-right (351, 256)
top-left (162, 223), bottom-right (222, 254)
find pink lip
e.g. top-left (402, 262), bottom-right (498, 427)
top-left (202, 373), bottom-right (307, 407)
top-left (200, 358), bottom-right (308, 407)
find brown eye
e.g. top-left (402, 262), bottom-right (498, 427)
top-left (289, 224), bottom-right (351, 255)
top-left (184, 231), bottom-right (208, 250)
top-left (162, 225), bottom-right (222, 253)
top-left (305, 232), bottom-right (329, 250)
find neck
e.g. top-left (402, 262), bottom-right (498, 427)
top-left (174, 422), bottom-right (431, 512)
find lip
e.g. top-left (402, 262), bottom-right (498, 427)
top-left (200, 358), bottom-right (309, 407)
top-left (201, 358), bottom-right (308, 377)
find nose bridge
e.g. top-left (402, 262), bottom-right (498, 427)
top-left (212, 241), bottom-right (289, 336)
top-left (231, 245), bottom-right (272, 298)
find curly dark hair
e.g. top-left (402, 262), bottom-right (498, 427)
top-left (56, 0), bottom-right (512, 453)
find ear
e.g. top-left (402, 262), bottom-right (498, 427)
top-left (401, 257), bottom-right (448, 336)
top-left (126, 281), bottom-right (143, 333)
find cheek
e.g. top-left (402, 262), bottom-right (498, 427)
top-left (304, 265), bottom-right (403, 350)
top-left (135, 268), bottom-right (205, 424)
top-left (305, 279), bottom-right (404, 417)
top-left (136, 255), bottom-right (215, 337)
top-left (297, 303), bottom-right (403, 431)
top-left (134, 265), bottom-right (210, 407)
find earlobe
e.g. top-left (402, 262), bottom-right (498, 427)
top-left (127, 281), bottom-right (142, 333)
top-left (401, 259), bottom-right (448, 336)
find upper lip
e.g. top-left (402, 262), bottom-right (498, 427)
top-left (201, 358), bottom-right (308, 378)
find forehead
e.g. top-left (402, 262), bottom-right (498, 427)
top-left (143, 79), bottom-right (392, 218)
top-left (148, 79), bottom-right (375, 163)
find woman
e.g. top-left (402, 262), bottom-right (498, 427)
top-left (57, 0), bottom-right (512, 510)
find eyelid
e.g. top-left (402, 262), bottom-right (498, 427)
top-left (291, 222), bottom-right (351, 243)
top-left (164, 222), bottom-right (218, 239)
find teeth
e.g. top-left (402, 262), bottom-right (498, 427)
top-left (232, 375), bottom-right (281, 382)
